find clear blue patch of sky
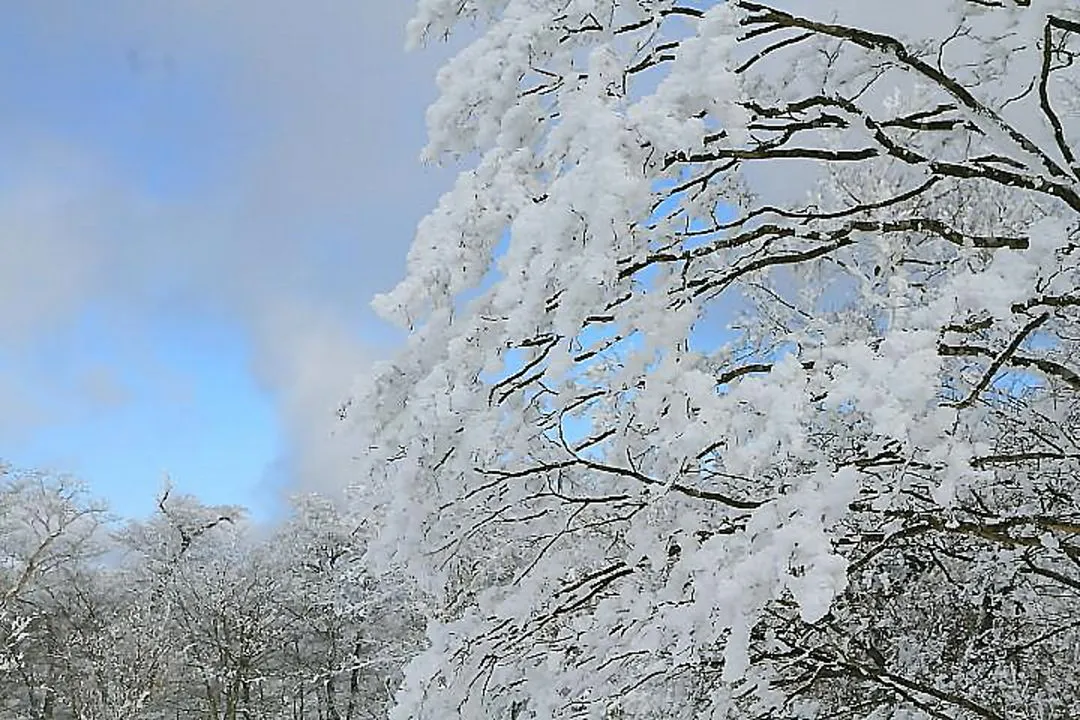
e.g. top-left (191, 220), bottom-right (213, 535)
top-left (4, 304), bottom-right (281, 520)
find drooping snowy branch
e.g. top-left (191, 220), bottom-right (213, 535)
top-left (356, 2), bottom-right (1080, 717)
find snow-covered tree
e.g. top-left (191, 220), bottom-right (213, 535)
top-left (271, 494), bottom-right (426, 720)
top-left (355, 1), bottom-right (1080, 718)
top-left (0, 468), bottom-right (108, 720)
top-left (0, 469), bottom-right (425, 720)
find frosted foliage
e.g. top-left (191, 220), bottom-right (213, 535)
top-left (0, 474), bottom-right (426, 720)
top-left (359, 1), bottom-right (1080, 718)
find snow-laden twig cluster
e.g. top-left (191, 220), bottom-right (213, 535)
top-left (352, 1), bottom-right (1080, 718)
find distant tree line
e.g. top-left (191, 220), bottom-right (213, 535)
top-left (0, 465), bottom-right (424, 720)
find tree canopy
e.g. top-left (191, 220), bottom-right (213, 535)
top-left (353, 1), bottom-right (1080, 718)
top-left (0, 469), bottom-right (423, 720)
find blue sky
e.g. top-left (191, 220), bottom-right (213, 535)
top-left (6, 306), bottom-right (281, 517)
top-left (0, 2), bottom-right (455, 519)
